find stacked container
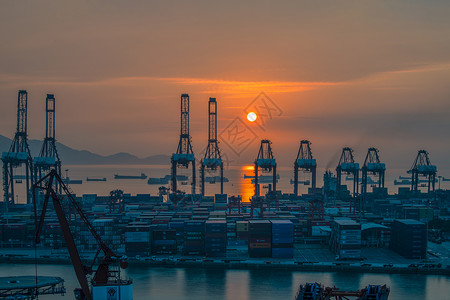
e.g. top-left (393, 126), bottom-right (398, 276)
top-left (390, 219), bottom-right (426, 259)
top-left (294, 220), bottom-right (307, 243)
top-left (92, 219), bottom-right (120, 250)
top-left (125, 224), bottom-right (151, 257)
top-left (44, 223), bottom-right (64, 249)
top-left (1, 223), bottom-right (27, 248)
top-left (184, 220), bottom-right (205, 255)
top-left (168, 220), bottom-right (185, 244)
top-left (308, 220), bottom-right (330, 237)
top-left (248, 220), bottom-right (272, 258)
top-left (151, 229), bottom-right (177, 254)
top-left (205, 220), bottom-right (227, 257)
top-left (226, 221), bottom-right (236, 240)
top-left (214, 194), bottom-right (228, 211)
top-left (236, 221), bottom-right (249, 243)
top-left (330, 219), bottom-right (361, 260)
top-left (271, 220), bottom-right (294, 258)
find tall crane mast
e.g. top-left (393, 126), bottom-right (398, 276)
top-left (171, 94), bottom-right (196, 195)
top-left (200, 98), bottom-right (224, 196)
top-left (293, 140), bottom-right (317, 196)
top-left (34, 94), bottom-right (62, 194)
top-left (254, 140), bottom-right (277, 196)
top-left (2, 90), bottom-right (34, 204)
top-left (33, 170), bottom-right (132, 300)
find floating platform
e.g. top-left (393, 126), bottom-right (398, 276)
top-left (0, 276), bottom-right (65, 299)
top-left (295, 282), bottom-right (389, 300)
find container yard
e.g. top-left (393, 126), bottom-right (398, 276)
top-left (0, 91), bottom-right (449, 297)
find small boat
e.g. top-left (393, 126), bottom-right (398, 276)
top-left (86, 177), bottom-right (107, 182)
top-left (114, 173), bottom-right (147, 179)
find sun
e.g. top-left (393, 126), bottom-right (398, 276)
top-left (247, 112), bottom-right (257, 122)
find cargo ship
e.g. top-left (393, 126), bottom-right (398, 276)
top-left (114, 173), bottom-right (147, 179)
top-left (147, 175), bottom-right (188, 185)
top-left (86, 177), bottom-right (107, 182)
top-left (62, 177), bottom-right (82, 184)
top-left (251, 177), bottom-right (279, 184)
top-left (147, 177), bottom-right (169, 185)
top-left (244, 174), bottom-right (280, 179)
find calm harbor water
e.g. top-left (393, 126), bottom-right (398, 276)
top-left (6, 164), bottom-right (450, 204)
top-left (1, 264), bottom-right (449, 299)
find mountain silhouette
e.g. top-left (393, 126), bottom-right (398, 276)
top-left (0, 134), bottom-right (170, 165)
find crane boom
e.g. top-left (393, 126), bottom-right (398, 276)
top-left (33, 169), bottom-right (126, 300)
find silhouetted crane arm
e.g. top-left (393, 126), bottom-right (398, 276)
top-left (33, 169), bottom-right (122, 300)
top-left (33, 170), bottom-right (92, 299)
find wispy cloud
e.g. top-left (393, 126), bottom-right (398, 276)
top-left (0, 74), bottom-right (346, 95)
top-left (1, 61), bottom-right (449, 95)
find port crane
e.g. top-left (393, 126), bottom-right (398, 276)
top-left (2, 90), bottom-right (34, 204)
top-left (361, 148), bottom-right (385, 196)
top-left (34, 94), bottom-right (62, 194)
top-left (254, 140), bottom-right (277, 196)
top-left (200, 98), bottom-right (224, 196)
top-left (336, 147), bottom-right (359, 198)
top-left (33, 169), bottom-right (132, 300)
top-left (171, 94), bottom-right (196, 195)
top-left (293, 140), bottom-right (317, 196)
top-left (408, 150), bottom-right (437, 194)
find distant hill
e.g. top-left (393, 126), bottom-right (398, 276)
top-left (0, 134), bottom-right (170, 165)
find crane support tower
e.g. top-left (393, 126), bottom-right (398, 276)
top-left (361, 147), bottom-right (385, 196)
top-left (2, 90), bottom-right (34, 204)
top-left (33, 169), bottom-right (132, 300)
top-left (200, 98), bottom-right (224, 196)
top-left (408, 150), bottom-right (437, 194)
top-left (171, 94), bottom-right (196, 195)
top-left (254, 140), bottom-right (277, 196)
top-left (294, 140), bottom-right (317, 196)
top-left (33, 94), bottom-right (62, 195)
top-left (336, 147), bottom-right (359, 198)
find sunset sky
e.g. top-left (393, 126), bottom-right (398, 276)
top-left (0, 1), bottom-right (449, 172)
